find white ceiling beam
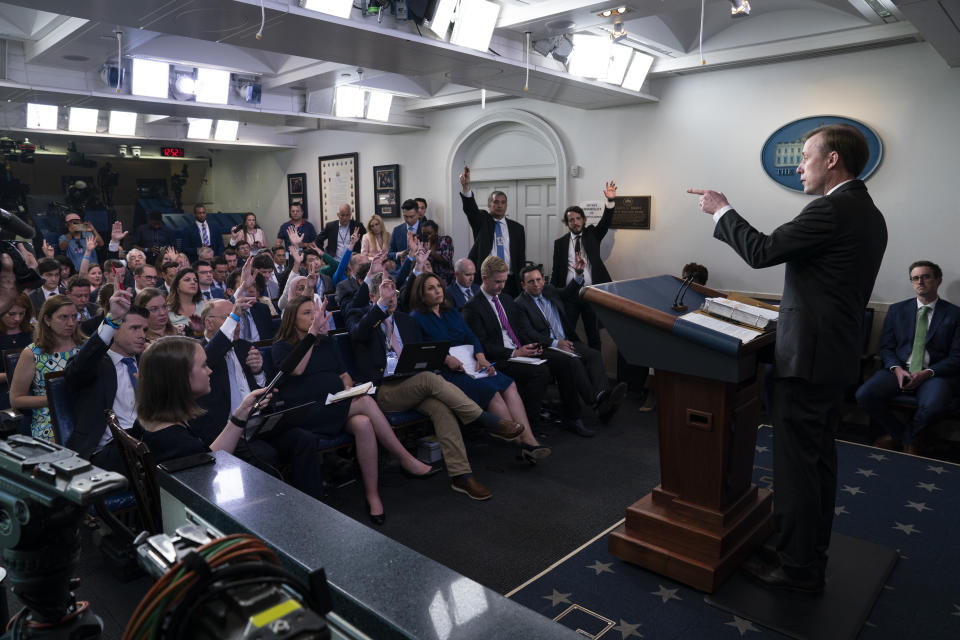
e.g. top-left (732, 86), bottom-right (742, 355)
top-left (653, 20), bottom-right (920, 73)
top-left (23, 16), bottom-right (90, 63)
top-left (404, 89), bottom-right (509, 113)
top-left (261, 61), bottom-right (343, 89)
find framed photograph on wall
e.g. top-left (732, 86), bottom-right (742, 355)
top-left (287, 172), bottom-right (308, 218)
top-left (318, 153), bottom-right (358, 224)
top-left (373, 164), bottom-right (400, 218)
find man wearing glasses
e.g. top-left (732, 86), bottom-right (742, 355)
top-left (856, 261), bottom-right (960, 455)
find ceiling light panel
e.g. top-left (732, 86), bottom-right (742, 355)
top-left (109, 111), bottom-right (138, 136)
top-left (195, 68), bottom-right (230, 105)
top-left (450, 0), bottom-right (501, 53)
top-left (335, 86), bottom-right (365, 118)
top-left (187, 117), bottom-right (213, 139)
top-left (427, 0), bottom-right (457, 39)
top-left (68, 107), bottom-right (99, 133)
top-left (27, 103), bottom-right (58, 130)
top-left (214, 120), bottom-right (240, 141)
top-left (621, 51), bottom-right (654, 92)
top-left (604, 44), bottom-right (633, 86)
top-left (300, 0), bottom-right (353, 19)
top-left (366, 92), bottom-right (393, 122)
top-left (567, 34), bottom-right (612, 79)
top-left (132, 59), bottom-right (170, 99)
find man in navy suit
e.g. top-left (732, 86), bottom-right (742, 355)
top-left (856, 261), bottom-right (960, 454)
top-left (692, 124), bottom-right (887, 592)
top-left (459, 167), bottom-right (526, 297)
top-left (445, 258), bottom-right (480, 310)
top-left (387, 200), bottom-right (421, 262)
top-left (63, 289), bottom-right (148, 472)
top-left (182, 204), bottom-right (224, 260)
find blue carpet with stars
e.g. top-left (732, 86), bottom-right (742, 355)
top-left (506, 426), bottom-right (960, 639)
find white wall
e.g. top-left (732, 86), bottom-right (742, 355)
top-left (210, 41), bottom-right (960, 304)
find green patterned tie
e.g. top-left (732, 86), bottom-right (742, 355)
top-left (908, 306), bottom-right (930, 373)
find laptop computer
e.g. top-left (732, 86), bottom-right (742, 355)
top-left (383, 341), bottom-right (451, 382)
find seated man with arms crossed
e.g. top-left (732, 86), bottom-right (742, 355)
top-left (346, 261), bottom-right (524, 500)
top-left (856, 260), bottom-right (960, 454)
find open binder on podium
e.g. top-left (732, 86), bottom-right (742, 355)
top-left (582, 275), bottom-right (776, 592)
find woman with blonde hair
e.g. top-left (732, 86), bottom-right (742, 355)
top-left (360, 214), bottom-right (389, 261)
top-left (9, 295), bottom-right (84, 441)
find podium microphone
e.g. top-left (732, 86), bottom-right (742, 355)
top-left (250, 334), bottom-right (314, 414)
top-left (672, 275), bottom-right (695, 312)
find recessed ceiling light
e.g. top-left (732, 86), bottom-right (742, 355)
top-left (26, 104), bottom-right (58, 130)
top-left (62, 54), bottom-right (90, 62)
top-left (109, 111), bottom-right (138, 136)
top-left (68, 107), bottom-right (99, 133)
top-left (214, 120), bottom-right (239, 141)
top-left (597, 6), bottom-right (629, 18)
top-left (132, 59), bottom-right (170, 99)
top-left (187, 117), bottom-right (213, 139)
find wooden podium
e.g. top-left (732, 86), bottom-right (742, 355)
top-left (584, 276), bottom-right (774, 593)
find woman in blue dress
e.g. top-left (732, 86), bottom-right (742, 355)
top-left (409, 273), bottom-right (549, 463)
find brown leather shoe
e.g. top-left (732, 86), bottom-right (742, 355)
top-left (873, 434), bottom-right (896, 450)
top-left (487, 419), bottom-right (524, 442)
top-left (451, 475), bottom-right (492, 501)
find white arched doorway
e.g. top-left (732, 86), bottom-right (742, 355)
top-left (445, 109), bottom-right (569, 270)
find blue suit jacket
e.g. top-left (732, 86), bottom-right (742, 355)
top-left (445, 282), bottom-right (480, 310)
top-left (182, 221), bottom-right (224, 259)
top-left (388, 220), bottom-right (422, 262)
top-left (879, 298), bottom-right (960, 381)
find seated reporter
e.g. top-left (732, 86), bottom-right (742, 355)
top-left (64, 289), bottom-right (148, 472)
top-left (517, 263), bottom-right (627, 427)
top-left (409, 272), bottom-right (549, 464)
top-left (134, 288), bottom-right (181, 344)
top-left (131, 337), bottom-right (269, 462)
top-left (461, 257), bottom-right (555, 438)
top-left (347, 266), bottom-right (524, 501)
top-left (167, 268), bottom-right (207, 339)
top-left (225, 260), bottom-right (275, 341)
top-left (273, 295), bottom-right (434, 524)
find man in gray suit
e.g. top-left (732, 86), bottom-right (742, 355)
top-left (690, 124), bottom-right (887, 592)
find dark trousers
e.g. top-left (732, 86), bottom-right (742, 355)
top-left (262, 427), bottom-right (327, 500)
top-left (541, 344), bottom-right (607, 419)
top-left (855, 370), bottom-right (955, 444)
top-left (564, 296), bottom-right (602, 350)
top-left (771, 377), bottom-right (844, 573)
top-left (497, 360), bottom-right (550, 425)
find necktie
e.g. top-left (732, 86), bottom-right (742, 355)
top-left (908, 306), bottom-right (930, 373)
top-left (495, 221), bottom-right (505, 260)
top-left (463, 286), bottom-right (473, 301)
top-left (492, 296), bottom-right (520, 347)
top-left (385, 317), bottom-right (402, 355)
top-left (537, 296), bottom-right (564, 341)
top-left (120, 357), bottom-right (138, 390)
top-left (239, 312), bottom-right (252, 341)
top-left (203, 290), bottom-right (211, 300)
top-left (200, 223), bottom-right (210, 246)
top-left (574, 235), bottom-right (582, 256)
top-left (408, 226), bottom-right (416, 233)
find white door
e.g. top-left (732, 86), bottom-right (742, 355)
top-left (469, 178), bottom-right (557, 273)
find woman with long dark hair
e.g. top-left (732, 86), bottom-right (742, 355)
top-left (273, 295), bottom-right (434, 524)
top-left (230, 212), bottom-right (267, 253)
top-left (9, 295), bottom-right (84, 441)
top-left (135, 288), bottom-right (181, 344)
top-left (167, 268), bottom-right (206, 338)
top-left (409, 273), bottom-right (549, 463)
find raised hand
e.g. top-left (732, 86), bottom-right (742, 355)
top-left (108, 289), bottom-right (133, 320)
top-left (245, 345), bottom-right (263, 374)
top-left (309, 297), bottom-right (332, 336)
top-left (110, 220), bottom-right (127, 243)
top-left (240, 255), bottom-right (255, 292)
top-left (415, 245), bottom-right (429, 270)
top-left (290, 245), bottom-right (303, 266)
top-left (603, 180), bottom-right (618, 200)
top-left (574, 253), bottom-right (586, 273)
top-left (16, 243), bottom-right (37, 270)
top-left (85, 234), bottom-right (97, 254)
top-left (349, 226), bottom-right (360, 247)
top-left (459, 165), bottom-right (471, 192)
top-left (369, 248), bottom-right (386, 276)
top-left (42, 238), bottom-right (55, 258)
top-left (376, 276), bottom-right (396, 309)
top-left (232, 295), bottom-right (256, 317)
top-left (164, 245), bottom-right (178, 262)
top-left (286, 225), bottom-right (302, 247)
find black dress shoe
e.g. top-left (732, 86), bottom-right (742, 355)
top-left (597, 382), bottom-right (628, 421)
top-left (364, 499), bottom-right (385, 526)
top-left (744, 563), bottom-right (824, 594)
top-left (564, 418), bottom-right (596, 437)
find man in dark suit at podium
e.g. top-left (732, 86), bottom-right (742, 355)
top-left (855, 260), bottom-right (960, 455)
top-left (690, 123), bottom-right (887, 593)
top-left (459, 167), bottom-right (525, 297)
top-left (550, 181), bottom-right (618, 349)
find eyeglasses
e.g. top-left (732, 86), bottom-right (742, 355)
top-left (910, 274), bottom-right (935, 282)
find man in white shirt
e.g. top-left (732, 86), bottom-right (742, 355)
top-left (63, 289), bottom-right (148, 473)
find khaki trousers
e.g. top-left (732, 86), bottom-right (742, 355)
top-left (376, 372), bottom-right (482, 477)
